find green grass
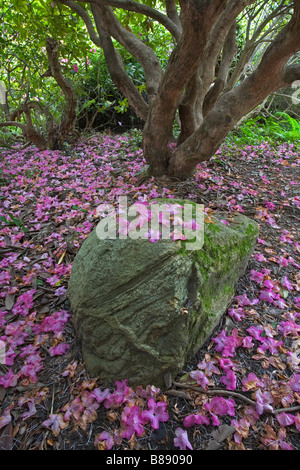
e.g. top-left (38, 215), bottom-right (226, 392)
top-left (226, 112), bottom-right (300, 147)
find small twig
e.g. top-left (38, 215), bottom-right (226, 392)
top-left (172, 382), bottom-right (300, 416)
top-left (165, 389), bottom-right (192, 400)
top-left (272, 405), bottom-right (300, 415)
top-left (0, 244), bottom-right (24, 252)
top-left (50, 386), bottom-right (55, 414)
top-left (38, 286), bottom-right (55, 294)
top-left (172, 381), bottom-right (257, 407)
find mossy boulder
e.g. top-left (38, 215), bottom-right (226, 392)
top-left (68, 201), bottom-right (258, 389)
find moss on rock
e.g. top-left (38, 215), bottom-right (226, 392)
top-left (68, 199), bottom-right (258, 389)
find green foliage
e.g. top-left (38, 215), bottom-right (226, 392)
top-left (116, 7), bottom-right (173, 68)
top-left (125, 128), bottom-right (143, 151)
top-left (76, 51), bottom-right (145, 130)
top-left (0, 169), bottom-right (13, 187)
top-left (0, 213), bottom-right (29, 231)
top-left (227, 112), bottom-right (300, 147)
top-left (1, 0), bottom-right (298, 145)
top-left (0, 0), bottom-right (92, 142)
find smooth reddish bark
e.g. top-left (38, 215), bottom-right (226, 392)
top-left (49, 2), bottom-right (300, 176)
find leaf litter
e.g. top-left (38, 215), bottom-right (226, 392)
top-left (0, 134), bottom-right (299, 450)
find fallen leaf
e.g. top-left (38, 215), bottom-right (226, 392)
top-left (106, 410), bottom-right (118, 422)
top-left (0, 423), bottom-right (13, 450)
top-left (5, 293), bottom-right (15, 310)
top-left (165, 389), bottom-right (191, 400)
top-left (212, 424), bottom-right (236, 443)
top-left (206, 440), bottom-right (221, 450)
top-left (58, 251), bottom-right (66, 265)
top-left (206, 425), bottom-right (236, 450)
top-left (164, 371), bottom-right (172, 389)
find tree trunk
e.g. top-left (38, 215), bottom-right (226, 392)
top-left (44, 37), bottom-right (78, 147)
top-left (144, 1), bottom-right (300, 179)
top-left (0, 120), bottom-right (47, 149)
top-left (177, 72), bottom-right (201, 146)
top-left (90, 4), bottom-right (149, 121)
top-left (0, 37), bottom-right (78, 150)
top-left (143, 0), bottom-right (232, 176)
top-left (59, 0), bottom-right (300, 179)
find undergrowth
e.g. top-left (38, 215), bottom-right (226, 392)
top-left (226, 112), bottom-right (300, 147)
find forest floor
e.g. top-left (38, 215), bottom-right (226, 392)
top-left (0, 131), bottom-right (299, 452)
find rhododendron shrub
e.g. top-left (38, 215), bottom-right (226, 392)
top-left (48, 1), bottom-right (300, 178)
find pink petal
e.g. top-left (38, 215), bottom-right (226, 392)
top-left (174, 427), bottom-right (193, 450)
top-left (276, 412), bottom-right (295, 427)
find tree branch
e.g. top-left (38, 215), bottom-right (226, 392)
top-left (168, 2), bottom-right (300, 177)
top-left (91, 3), bottom-right (163, 102)
top-left (143, 0), bottom-right (253, 175)
top-left (0, 121), bottom-right (27, 131)
top-left (1, 37), bottom-right (78, 150)
top-left (203, 22), bottom-right (237, 116)
top-left (55, 0), bottom-right (102, 47)
top-left (90, 4), bottom-right (149, 120)
top-left (165, 0), bottom-right (182, 32)
top-left (282, 63), bottom-right (300, 83)
top-left (177, 71), bottom-right (201, 145)
top-left (0, 114), bottom-right (47, 149)
top-left (57, 0), bottom-right (152, 119)
top-left (225, 1), bottom-right (291, 91)
top-left (44, 37), bottom-right (77, 137)
top-left (77, 0), bottom-right (181, 40)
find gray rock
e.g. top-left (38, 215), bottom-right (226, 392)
top-left (68, 202), bottom-right (258, 389)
